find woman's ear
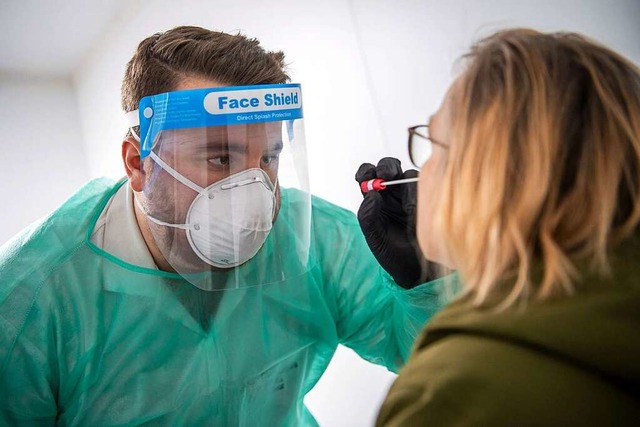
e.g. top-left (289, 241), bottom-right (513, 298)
top-left (122, 136), bottom-right (145, 192)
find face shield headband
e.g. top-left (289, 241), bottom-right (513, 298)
top-left (126, 84), bottom-right (303, 158)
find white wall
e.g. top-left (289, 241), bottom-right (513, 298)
top-left (351, 0), bottom-right (640, 167)
top-left (2, 0), bottom-right (639, 426)
top-left (0, 75), bottom-right (89, 245)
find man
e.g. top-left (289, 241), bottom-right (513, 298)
top-left (0, 26), bottom-right (450, 426)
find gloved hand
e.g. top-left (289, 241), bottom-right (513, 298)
top-left (355, 157), bottom-right (434, 288)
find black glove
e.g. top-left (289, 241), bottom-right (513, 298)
top-left (355, 157), bottom-right (434, 288)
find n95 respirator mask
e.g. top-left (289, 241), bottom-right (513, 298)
top-left (140, 151), bottom-right (276, 268)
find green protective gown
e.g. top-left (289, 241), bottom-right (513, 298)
top-left (0, 178), bottom-right (453, 426)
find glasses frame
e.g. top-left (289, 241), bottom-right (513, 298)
top-left (407, 124), bottom-right (448, 168)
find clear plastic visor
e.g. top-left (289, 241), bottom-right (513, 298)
top-left (136, 118), bottom-right (311, 291)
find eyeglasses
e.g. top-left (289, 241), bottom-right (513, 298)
top-left (408, 124), bottom-right (448, 168)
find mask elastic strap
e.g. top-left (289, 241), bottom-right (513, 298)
top-left (126, 110), bottom-right (200, 194)
top-left (135, 151), bottom-right (205, 231)
top-left (133, 195), bottom-right (194, 231)
top-left (148, 151), bottom-right (206, 195)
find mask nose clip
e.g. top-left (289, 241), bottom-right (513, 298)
top-left (220, 175), bottom-right (268, 191)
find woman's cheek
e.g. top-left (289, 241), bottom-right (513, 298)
top-left (417, 169), bottom-right (437, 260)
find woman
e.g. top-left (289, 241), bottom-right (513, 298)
top-left (378, 29), bottom-right (640, 426)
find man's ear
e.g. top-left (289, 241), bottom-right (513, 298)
top-left (122, 136), bottom-right (145, 192)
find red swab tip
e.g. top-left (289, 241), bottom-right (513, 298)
top-left (360, 179), bottom-right (386, 192)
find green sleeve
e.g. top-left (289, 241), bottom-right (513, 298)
top-left (312, 197), bottom-right (457, 372)
top-left (0, 178), bottom-right (115, 425)
top-left (0, 246), bottom-right (58, 425)
top-left (0, 328), bottom-right (58, 426)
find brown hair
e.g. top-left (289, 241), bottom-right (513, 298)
top-left (436, 29), bottom-right (640, 307)
top-left (121, 25), bottom-right (289, 113)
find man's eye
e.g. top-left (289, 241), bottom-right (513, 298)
top-left (261, 154), bottom-right (280, 165)
top-left (209, 156), bottom-right (230, 166)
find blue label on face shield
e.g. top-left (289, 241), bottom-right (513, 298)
top-left (205, 87), bottom-right (301, 113)
top-left (138, 84), bottom-right (303, 158)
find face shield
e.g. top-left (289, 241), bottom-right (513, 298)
top-left (126, 84), bottom-right (311, 291)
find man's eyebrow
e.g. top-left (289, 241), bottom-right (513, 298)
top-left (189, 141), bottom-right (243, 153)
top-left (267, 141), bottom-right (284, 152)
top-left (184, 138), bottom-right (284, 153)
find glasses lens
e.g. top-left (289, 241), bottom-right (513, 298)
top-left (409, 127), bottom-right (432, 167)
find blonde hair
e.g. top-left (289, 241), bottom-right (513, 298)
top-left (438, 29), bottom-right (640, 308)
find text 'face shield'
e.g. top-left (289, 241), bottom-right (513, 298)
top-left (130, 84), bottom-right (312, 291)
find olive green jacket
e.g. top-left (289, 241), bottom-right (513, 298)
top-left (378, 236), bottom-right (640, 426)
